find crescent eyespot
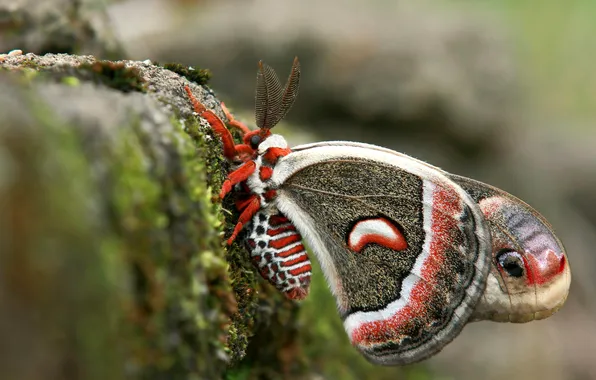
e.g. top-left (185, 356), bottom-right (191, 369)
top-left (347, 217), bottom-right (408, 253)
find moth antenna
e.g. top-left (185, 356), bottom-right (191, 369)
top-left (254, 57), bottom-right (300, 130)
top-left (255, 60), bottom-right (283, 130)
top-left (275, 56), bottom-right (301, 127)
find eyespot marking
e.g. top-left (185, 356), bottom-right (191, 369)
top-left (347, 217), bottom-right (407, 253)
top-left (496, 249), bottom-right (524, 278)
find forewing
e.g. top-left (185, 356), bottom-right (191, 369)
top-left (271, 145), bottom-right (491, 365)
top-left (449, 175), bottom-right (571, 322)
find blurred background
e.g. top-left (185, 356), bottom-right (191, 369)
top-left (109, 1), bottom-right (596, 378)
top-left (4, 0), bottom-right (596, 378)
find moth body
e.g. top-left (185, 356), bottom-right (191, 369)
top-left (245, 208), bottom-right (312, 300)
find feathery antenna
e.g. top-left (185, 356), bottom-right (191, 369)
top-left (255, 57), bottom-right (300, 130)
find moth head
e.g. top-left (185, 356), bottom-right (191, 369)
top-left (471, 195), bottom-right (571, 323)
top-left (243, 129), bottom-right (271, 150)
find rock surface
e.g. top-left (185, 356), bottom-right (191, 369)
top-left (0, 52), bottom-right (297, 380)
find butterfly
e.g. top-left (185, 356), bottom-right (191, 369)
top-left (183, 57), bottom-right (571, 365)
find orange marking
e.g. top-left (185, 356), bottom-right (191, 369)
top-left (524, 250), bottom-right (567, 285)
top-left (184, 86), bottom-right (238, 160)
top-left (263, 189), bottom-right (277, 202)
top-left (260, 267), bottom-right (271, 279)
top-left (221, 102), bottom-right (251, 135)
top-left (285, 286), bottom-right (309, 300)
top-left (269, 215), bottom-right (289, 226)
top-left (234, 144), bottom-right (255, 161)
top-left (348, 218), bottom-right (407, 253)
top-left (235, 196), bottom-right (255, 211)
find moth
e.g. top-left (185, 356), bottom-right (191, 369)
top-left (184, 58), bottom-right (571, 365)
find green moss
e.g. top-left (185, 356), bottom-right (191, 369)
top-left (162, 62), bottom-right (212, 85)
top-left (178, 114), bottom-right (259, 363)
top-left (103, 107), bottom-right (255, 378)
top-left (78, 60), bottom-right (146, 92)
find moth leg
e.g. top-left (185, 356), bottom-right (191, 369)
top-left (233, 144), bottom-right (257, 162)
top-left (235, 195), bottom-right (256, 211)
top-left (184, 85), bottom-right (238, 160)
top-left (227, 195), bottom-right (261, 244)
top-left (221, 102), bottom-right (251, 135)
top-left (220, 161), bottom-right (257, 199)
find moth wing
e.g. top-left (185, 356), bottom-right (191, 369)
top-left (270, 142), bottom-right (492, 365)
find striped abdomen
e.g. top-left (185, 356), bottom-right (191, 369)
top-left (245, 210), bottom-right (312, 299)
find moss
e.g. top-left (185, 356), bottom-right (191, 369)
top-left (2, 54), bottom-right (274, 379)
top-left (106, 115), bottom-right (223, 377)
top-left (179, 114), bottom-right (260, 363)
top-left (103, 107), bottom-right (259, 378)
top-left (78, 60), bottom-right (147, 92)
top-left (162, 62), bottom-right (212, 85)
top-left (20, 68), bottom-right (40, 82)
